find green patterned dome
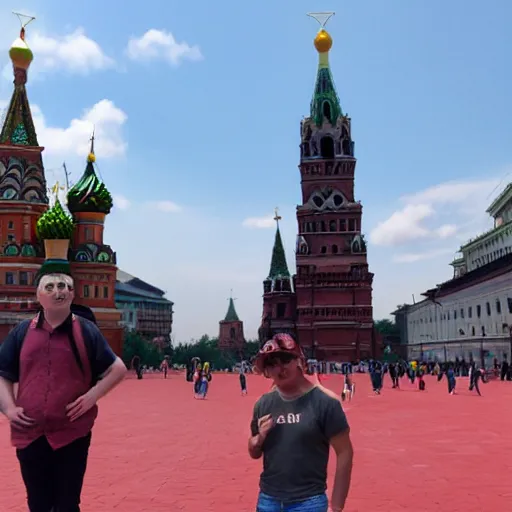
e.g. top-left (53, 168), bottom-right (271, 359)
top-left (67, 156), bottom-right (113, 215)
top-left (36, 199), bottom-right (74, 240)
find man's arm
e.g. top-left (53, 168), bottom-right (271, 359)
top-left (0, 377), bottom-right (16, 416)
top-left (89, 356), bottom-right (127, 401)
top-left (0, 321), bottom-right (28, 415)
top-left (248, 401), bottom-right (264, 459)
top-left (320, 396), bottom-right (353, 512)
top-left (330, 429), bottom-right (353, 512)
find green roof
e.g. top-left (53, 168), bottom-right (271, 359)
top-left (0, 83), bottom-right (38, 146)
top-left (224, 297), bottom-right (240, 322)
top-left (67, 160), bottom-right (113, 214)
top-left (268, 227), bottom-right (290, 279)
top-left (310, 57), bottom-right (342, 126)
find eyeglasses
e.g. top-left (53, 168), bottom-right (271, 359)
top-left (264, 352), bottom-right (297, 368)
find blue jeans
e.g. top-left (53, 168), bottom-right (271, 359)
top-left (256, 492), bottom-right (328, 512)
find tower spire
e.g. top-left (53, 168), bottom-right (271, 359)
top-left (268, 209), bottom-right (290, 279)
top-left (224, 293), bottom-right (240, 322)
top-left (0, 13), bottom-right (38, 146)
top-left (307, 12), bottom-right (342, 126)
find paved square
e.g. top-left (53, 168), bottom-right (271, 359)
top-left (0, 372), bottom-right (511, 511)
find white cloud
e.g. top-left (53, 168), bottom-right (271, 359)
top-left (147, 200), bottom-right (182, 213)
top-left (393, 248), bottom-right (455, 263)
top-left (31, 99), bottom-right (127, 159)
top-left (113, 194), bottom-right (131, 210)
top-left (29, 28), bottom-right (114, 75)
top-left (1, 28), bottom-right (114, 79)
top-left (242, 215), bottom-right (275, 229)
top-left (126, 29), bottom-right (203, 66)
top-left (370, 178), bottom-right (501, 247)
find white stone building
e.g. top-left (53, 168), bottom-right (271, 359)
top-left (393, 184), bottom-right (512, 363)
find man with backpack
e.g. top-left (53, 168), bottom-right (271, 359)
top-left (0, 259), bottom-right (127, 511)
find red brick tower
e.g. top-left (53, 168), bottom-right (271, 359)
top-left (218, 294), bottom-right (245, 351)
top-left (258, 209), bottom-right (296, 344)
top-left (66, 138), bottom-right (123, 355)
top-left (0, 26), bottom-right (49, 339)
top-left (294, 20), bottom-right (376, 361)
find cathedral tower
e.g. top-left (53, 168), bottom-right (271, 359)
top-left (66, 138), bottom-right (123, 354)
top-left (0, 25), bottom-right (49, 338)
top-left (218, 294), bottom-right (245, 351)
top-left (258, 209), bottom-right (296, 344)
top-left (294, 16), bottom-right (376, 360)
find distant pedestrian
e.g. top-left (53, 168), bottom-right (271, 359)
top-left (240, 369), bottom-right (248, 396)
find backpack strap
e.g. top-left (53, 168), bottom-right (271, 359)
top-left (14, 318), bottom-right (33, 354)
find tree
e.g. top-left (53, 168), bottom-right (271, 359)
top-left (374, 319), bottom-right (400, 337)
top-left (122, 330), bottom-right (163, 368)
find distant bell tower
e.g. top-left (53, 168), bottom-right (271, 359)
top-left (66, 136), bottom-right (123, 355)
top-left (218, 292), bottom-right (245, 351)
top-left (258, 209), bottom-right (297, 345)
top-left (0, 16), bottom-right (49, 340)
top-left (294, 13), bottom-right (376, 361)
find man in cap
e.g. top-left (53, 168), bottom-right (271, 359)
top-left (248, 333), bottom-right (353, 512)
top-left (0, 258), bottom-right (127, 511)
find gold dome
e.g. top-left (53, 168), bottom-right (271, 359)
top-left (314, 29), bottom-right (332, 53)
top-left (9, 29), bottom-right (33, 70)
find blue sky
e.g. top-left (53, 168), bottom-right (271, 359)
top-left (1, 0), bottom-right (511, 342)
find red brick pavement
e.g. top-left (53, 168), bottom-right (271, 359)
top-left (1, 372), bottom-right (511, 511)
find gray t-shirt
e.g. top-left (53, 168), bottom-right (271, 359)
top-left (250, 386), bottom-right (349, 502)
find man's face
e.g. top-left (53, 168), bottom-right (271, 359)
top-left (264, 353), bottom-right (301, 387)
top-left (37, 274), bottom-right (74, 312)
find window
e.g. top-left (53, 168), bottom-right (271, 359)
top-left (329, 220), bottom-right (337, 232)
top-left (471, 326), bottom-right (475, 336)
top-left (128, 312), bottom-right (134, 323)
top-left (83, 285), bottom-right (90, 298)
top-left (85, 227), bottom-right (94, 241)
top-left (486, 302), bottom-right (491, 316)
top-left (8, 221), bottom-right (14, 229)
top-left (320, 136), bottom-right (335, 159)
top-left (103, 286), bottom-right (109, 299)
top-left (230, 327), bottom-right (236, 339)
top-left (7, 234), bottom-right (14, 242)
top-left (19, 271), bottom-right (29, 285)
top-left (276, 303), bottom-right (286, 318)
top-left (508, 298), bottom-right (512, 314)
top-left (454, 310), bottom-right (457, 320)
top-left (460, 308), bottom-right (464, 319)
top-left (340, 219), bottom-right (346, 231)
top-left (332, 244), bottom-right (338, 254)
top-left (320, 246), bottom-right (327, 254)
top-left (23, 222), bottom-right (29, 241)
top-left (5, 272), bottom-right (15, 285)
top-left (348, 219), bottom-right (355, 231)
top-left (94, 286), bottom-right (99, 298)
top-left (477, 305), bottom-right (481, 318)
top-left (496, 300), bottom-right (502, 314)
top-left (468, 306), bottom-right (472, 318)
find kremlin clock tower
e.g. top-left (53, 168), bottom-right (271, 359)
top-left (259, 15), bottom-right (379, 361)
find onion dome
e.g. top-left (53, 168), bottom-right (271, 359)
top-left (314, 29), bottom-right (333, 53)
top-left (36, 199), bottom-right (74, 240)
top-left (67, 144), bottom-right (113, 215)
top-left (9, 28), bottom-right (33, 71)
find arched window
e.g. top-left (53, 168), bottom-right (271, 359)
top-left (329, 220), bottom-right (337, 232)
top-left (320, 136), bottom-right (335, 159)
top-left (332, 245), bottom-right (338, 254)
top-left (321, 246), bottom-right (327, 254)
top-left (230, 327), bottom-right (236, 339)
top-left (322, 101), bottom-right (331, 121)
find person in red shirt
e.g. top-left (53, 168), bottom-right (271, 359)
top-left (0, 259), bottom-right (127, 511)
